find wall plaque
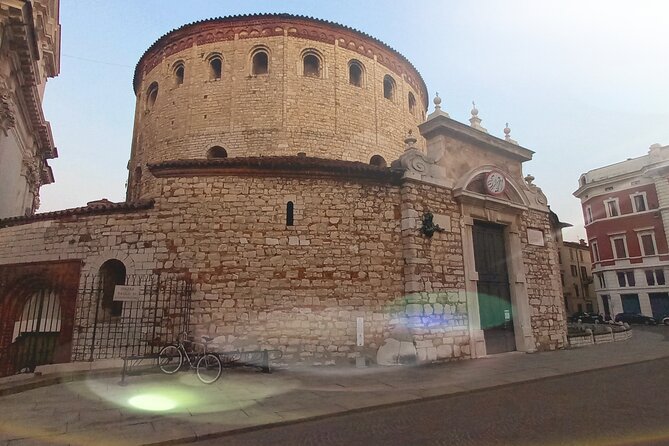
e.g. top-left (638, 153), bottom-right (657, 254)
top-left (527, 228), bottom-right (545, 246)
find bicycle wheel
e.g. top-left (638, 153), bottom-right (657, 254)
top-left (158, 344), bottom-right (183, 374)
top-left (196, 353), bottom-right (222, 384)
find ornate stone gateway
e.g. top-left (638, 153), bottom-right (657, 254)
top-left (472, 221), bottom-right (516, 354)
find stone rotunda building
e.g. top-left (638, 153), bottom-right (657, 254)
top-left (0, 14), bottom-right (566, 375)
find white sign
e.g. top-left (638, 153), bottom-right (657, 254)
top-left (527, 228), bottom-right (545, 247)
top-left (113, 285), bottom-right (142, 302)
top-left (356, 317), bottom-right (364, 347)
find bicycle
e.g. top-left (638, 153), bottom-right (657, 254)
top-left (157, 332), bottom-right (222, 384)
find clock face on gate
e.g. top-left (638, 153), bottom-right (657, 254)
top-left (484, 171), bottom-right (506, 195)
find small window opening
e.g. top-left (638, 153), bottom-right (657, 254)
top-left (303, 54), bottom-right (320, 77)
top-left (207, 146), bottom-right (228, 159)
top-left (99, 259), bottom-right (126, 317)
top-left (209, 57), bottom-right (222, 80)
top-left (252, 50), bottom-right (268, 75)
top-left (146, 82), bottom-right (158, 110)
top-left (370, 155), bottom-right (387, 168)
top-left (286, 201), bottom-right (294, 226)
top-left (174, 64), bottom-right (184, 85)
top-left (383, 75), bottom-right (395, 100)
top-left (349, 61), bottom-right (363, 87)
top-left (408, 92), bottom-right (416, 115)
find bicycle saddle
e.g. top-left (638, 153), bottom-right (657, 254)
top-left (201, 336), bottom-right (215, 343)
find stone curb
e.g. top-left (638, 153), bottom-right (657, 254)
top-left (141, 354), bottom-right (669, 446)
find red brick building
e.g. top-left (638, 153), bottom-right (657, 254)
top-left (574, 144), bottom-right (669, 321)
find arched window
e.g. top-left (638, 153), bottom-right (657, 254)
top-left (348, 60), bottom-right (363, 87)
top-left (370, 155), bottom-right (387, 168)
top-left (207, 146), bottom-right (228, 159)
top-left (251, 49), bottom-right (269, 75)
top-left (209, 56), bottom-right (222, 80)
top-left (146, 82), bottom-right (158, 110)
top-left (174, 63), bottom-right (185, 85)
top-left (383, 75), bottom-right (395, 101)
top-left (99, 259), bottom-right (126, 317)
top-left (286, 201), bottom-right (294, 226)
top-left (303, 53), bottom-right (321, 77)
top-left (408, 92), bottom-right (416, 115)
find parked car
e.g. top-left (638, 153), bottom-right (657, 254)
top-left (569, 312), bottom-right (604, 324)
top-left (662, 316), bottom-right (669, 326)
top-left (614, 312), bottom-right (657, 325)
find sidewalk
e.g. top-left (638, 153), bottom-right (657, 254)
top-left (1, 327), bottom-right (668, 446)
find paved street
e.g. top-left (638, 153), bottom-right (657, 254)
top-left (0, 327), bottom-right (667, 446)
top-left (200, 356), bottom-right (669, 446)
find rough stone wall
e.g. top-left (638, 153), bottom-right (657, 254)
top-left (130, 31), bottom-right (426, 200)
top-left (520, 209), bottom-right (568, 350)
top-left (155, 175), bottom-right (405, 362)
top-left (394, 180), bottom-right (470, 362)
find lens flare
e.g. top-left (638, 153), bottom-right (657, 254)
top-left (128, 394), bottom-right (177, 411)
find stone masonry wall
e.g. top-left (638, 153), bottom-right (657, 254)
top-left (130, 28), bottom-right (426, 201)
top-left (520, 209), bottom-right (568, 350)
top-left (394, 179), bottom-right (470, 362)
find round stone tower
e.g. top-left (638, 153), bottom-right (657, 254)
top-left (127, 14), bottom-right (428, 200)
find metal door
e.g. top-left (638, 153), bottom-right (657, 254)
top-left (473, 221), bottom-right (516, 354)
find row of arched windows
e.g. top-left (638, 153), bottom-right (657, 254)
top-left (145, 48), bottom-right (420, 115)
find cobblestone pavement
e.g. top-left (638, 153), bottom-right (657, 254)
top-left (0, 327), bottom-right (667, 446)
top-left (202, 357), bottom-right (669, 446)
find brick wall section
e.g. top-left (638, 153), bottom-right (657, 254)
top-left (520, 209), bottom-right (568, 351)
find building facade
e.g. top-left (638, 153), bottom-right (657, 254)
top-left (0, 14), bottom-right (567, 375)
top-left (0, 0), bottom-right (60, 219)
top-left (574, 143), bottom-right (669, 321)
top-left (560, 240), bottom-right (596, 315)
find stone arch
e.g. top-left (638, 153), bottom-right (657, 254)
top-left (172, 60), bottom-right (185, 85)
top-left (250, 45), bottom-right (270, 75)
top-left (455, 165), bottom-right (530, 207)
top-left (369, 154), bottom-right (387, 168)
top-left (207, 146), bottom-right (228, 159)
top-left (146, 82), bottom-right (158, 110)
top-left (348, 59), bottom-right (364, 87)
top-left (300, 48), bottom-right (324, 78)
top-left (206, 53), bottom-right (223, 80)
top-left (85, 251), bottom-right (137, 277)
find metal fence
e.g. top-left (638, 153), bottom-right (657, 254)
top-left (72, 274), bottom-right (192, 361)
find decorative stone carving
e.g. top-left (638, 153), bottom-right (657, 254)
top-left (0, 84), bottom-right (15, 134)
top-left (396, 130), bottom-right (435, 177)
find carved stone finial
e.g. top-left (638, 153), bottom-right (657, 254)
top-left (404, 130), bottom-right (418, 151)
top-left (504, 122), bottom-right (518, 144)
top-left (434, 93), bottom-right (442, 110)
top-left (469, 101), bottom-right (487, 133)
top-left (524, 174), bottom-right (535, 186)
top-left (426, 91), bottom-right (449, 119)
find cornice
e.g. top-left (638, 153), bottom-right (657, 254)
top-left (148, 156), bottom-right (404, 184)
top-left (419, 114), bottom-right (534, 162)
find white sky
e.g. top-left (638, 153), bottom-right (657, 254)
top-left (40, 1), bottom-right (669, 241)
